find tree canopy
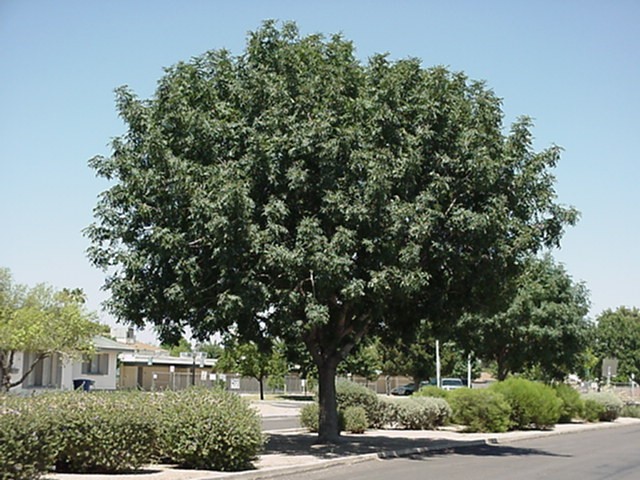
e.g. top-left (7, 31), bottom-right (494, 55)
top-left (0, 268), bottom-right (102, 392)
top-left (594, 306), bottom-right (640, 380)
top-left (457, 254), bottom-right (591, 381)
top-left (86, 21), bottom-right (577, 440)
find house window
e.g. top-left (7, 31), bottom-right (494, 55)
top-left (23, 352), bottom-right (62, 388)
top-left (82, 353), bottom-right (109, 375)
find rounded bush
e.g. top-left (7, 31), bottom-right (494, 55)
top-left (581, 392), bottom-right (623, 422)
top-left (45, 391), bottom-right (158, 473)
top-left (0, 396), bottom-right (57, 480)
top-left (335, 380), bottom-right (382, 427)
top-left (300, 402), bottom-right (319, 432)
top-left (448, 388), bottom-right (512, 433)
top-left (156, 387), bottom-right (264, 471)
top-left (621, 404), bottom-right (640, 418)
top-left (343, 406), bottom-right (368, 434)
top-left (552, 383), bottom-right (584, 423)
top-left (490, 378), bottom-right (562, 430)
top-left (583, 398), bottom-right (605, 422)
top-left (386, 397), bottom-right (451, 430)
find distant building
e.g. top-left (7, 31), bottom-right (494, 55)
top-left (9, 336), bottom-right (135, 394)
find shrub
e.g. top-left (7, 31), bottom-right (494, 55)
top-left (335, 380), bottom-right (382, 427)
top-left (156, 388), bottom-right (264, 471)
top-left (490, 378), bottom-right (562, 430)
top-left (45, 391), bottom-right (158, 473)
top-left (553, 384), bottom-right (584, 423)
top-left (581, 392), bottom-right (623, 422)
top-left (300, 403), bottom-right (319, 432)
top-left (414, 386), bottom-right (450, 399)
top-left (583, 399), bottom-right (605, 422)
top-left (0, 396), bottom-right (57, 480)
top-left (335, 380), bottom-right (378, 412)
top-left (448, 388), bottom-right (512, 433)
top-left (386, 397), bottom-right (451, 430)
top-left (343, 406), bottom-right (368, 434)
top-left (621, 404), bottom-right (640, 418)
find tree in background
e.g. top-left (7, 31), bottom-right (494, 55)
top-left (0, 268), bottom-right (103, 392)
top-left (594, 306), bottom-right (640, 381)
top-left (216, 340), bottom-right (287, 400)
top-left (338, 339), bottom-right (382, 385)
top-left (160, 336), bottom-right (192, 357)
top-left (86, 22), bottom-right (576, 440)
top-left (458, 255), bottom-right (591, 381)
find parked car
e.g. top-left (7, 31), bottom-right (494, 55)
top-left (390, 381), bottom-right (431, 396)
top-left (390, 383), bottom-right (416, 396)
top-left (440, 378), bottom-right (465, 390)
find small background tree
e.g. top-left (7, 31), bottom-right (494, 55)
top-left (594, 306), bottom-right (640, 381)
top-left (216, 340), bottom-right (287, 400)
top-left (0, 268), bottom-right (103, 392)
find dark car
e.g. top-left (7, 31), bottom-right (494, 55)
top-left (390, 381), bottom-right (431, 396)
top-left (390, 383), bottom-right (415, 396)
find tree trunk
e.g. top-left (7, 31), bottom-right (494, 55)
top-left (317, 358), bottom-right (340, 443)
top-left (259, 376), bottom-right (265, 400)
top-left (0, 350), bottom-right (13, 393)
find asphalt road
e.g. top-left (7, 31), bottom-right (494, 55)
top-left (262, 416), bottom-right (300, 431)
top-left (282, 424), bottom-right (640, 480)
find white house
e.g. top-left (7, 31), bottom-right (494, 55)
top-left (9, 336), bottom-right (135, 394)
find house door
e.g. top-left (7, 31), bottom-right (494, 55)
top-left (137, 366), bottom-right (144, 389)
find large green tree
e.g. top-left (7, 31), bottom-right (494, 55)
top-left (457, 255), bottom-right (591, 381)
top-left (86, 22), bottom-right (576, 441)
top-left (0, 268), bottom-right (102, 392)
top-left (594, 306), bottom-right (640, 380)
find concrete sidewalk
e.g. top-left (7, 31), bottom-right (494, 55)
top-left (46, 403), bottom-right (640, 480)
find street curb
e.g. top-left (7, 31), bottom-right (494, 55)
top-left (220, 419), bottom-right (640, 479)
top-left (205, 439), bottom-right (489, 479)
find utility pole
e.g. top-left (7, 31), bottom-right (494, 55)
top-left (435, 340), bottom-right (441, 388)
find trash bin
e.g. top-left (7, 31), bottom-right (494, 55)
top-left (73, 379), bottom-right (94, 391)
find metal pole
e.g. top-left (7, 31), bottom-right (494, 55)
top-left (435, 340), bottom-right (441, 388)
top-left (467, 354), bottom-right (472, 388)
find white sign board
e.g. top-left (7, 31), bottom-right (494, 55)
top-left (230, 378), bottom-right (240, 390)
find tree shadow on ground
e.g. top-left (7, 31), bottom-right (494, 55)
top-left (264, 432), bottom-right (569, 461)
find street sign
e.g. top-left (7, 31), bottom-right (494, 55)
top-left (602, 358), bottom-right (618, 379)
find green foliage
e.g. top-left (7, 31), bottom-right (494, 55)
top-left (161, 336), bottom-right (193, 357)
top-left (0, 395), bottom-right (57, 480)
top-left (47, 392), bottom-right (157, 473)
top-left (581, 392), bottom-right (623, 422)
top-left (86, 21), bottom-right (577, 440)
top-left (582, 399), bottom-right (605, 422)
top-left (343, 406), bottom-right (368, 434)
top-left (338, 340), bottom-right (382, 382)
top-left (216, 340), bottom-right (288, 400)
top-left (552, 383), bottom-right (584, 423)
top-left (300, 402), bottom-right (320, 432)
top-left (594, 307), bottom-right (640, 380)
top-left (414, 385), bottom-right (450, 399)
top-left (621, 404), bottom-right (640, 418)
top-left (490, 378), bottom-right (562, 429)
top-left (448, 388), bottom-right (512, 433)
top-left (335, 380), bottom-right (379, 426)
top-left (384, 397), bottom-right (451, 430)
top-left (0, 392), bottom-right (156, 476)
top-left (0, 268), bottom-right (103, 391)
top-left (458, 255), bottom-right (591, 381)
top-left (156, 388), bottom-right (264, 471)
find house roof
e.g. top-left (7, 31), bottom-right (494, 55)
top-left (118, 352), bottom-right (216, 367)
top-left (93, 335), bottom-right (136, 352)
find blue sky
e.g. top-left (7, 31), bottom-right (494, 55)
top-left (1, 1), bottom-right (638, 343)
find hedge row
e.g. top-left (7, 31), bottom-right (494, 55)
top-left (300, 379), bottom-right (628, 436)
top-left (0, 388), bottom-right (264, 480)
